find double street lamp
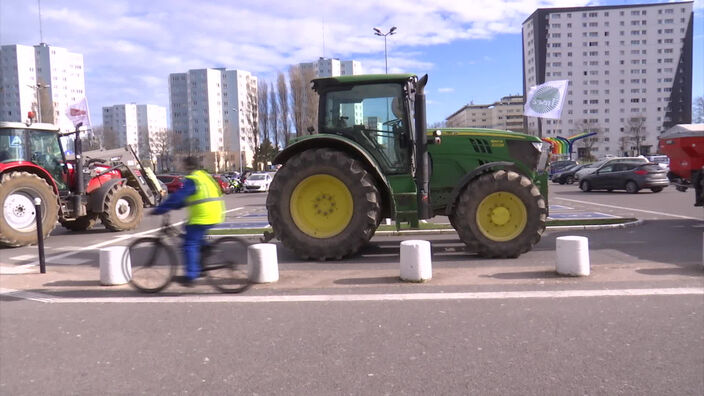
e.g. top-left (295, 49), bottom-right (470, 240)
top-left (373, 26), bottom-right (397, 74)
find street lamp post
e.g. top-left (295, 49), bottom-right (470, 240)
top-left (373, 26), bottom-right (397, 74)
top-left (27, 83), bottom-right (50, 123)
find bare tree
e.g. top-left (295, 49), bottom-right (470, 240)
top-left (624, 115), bottom-right (646, 156)
top-left (302, 66), bottom-right (318, 134)
top-left (289, 65), bottom-right (305, 137)
top-left (258, 80), bottom-right (269, 145)
top-left (693, 96), bottom-right (704, 124)
top-left (573, 120), bottom-right (601, 161)
top-left (150, 128), bottom-right (174, 172)
top-left (277, 72), bottom-right (291, 146)
top-left (269, 82), bottom-right (279, 148)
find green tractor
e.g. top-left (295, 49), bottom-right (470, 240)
top-left (266, 74), bottom-right (549, 260)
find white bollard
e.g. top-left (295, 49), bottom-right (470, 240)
top-left (385, 218), bottom-right (392, 225)
top-left (247, 243), bottom-right (279, 283)
top-left (556, 236), bottom-right (590, 276)
top-left (100, 246), bottom-right (131, 285)
top-left (400, 240), bottom-right (432, 282)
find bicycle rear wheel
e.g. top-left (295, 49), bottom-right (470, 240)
top-left (126, 237), bottom-right (177, 293)
top-left (203, 236), bottom-right (251, 293)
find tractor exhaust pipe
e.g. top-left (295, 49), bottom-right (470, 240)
top-left (414, 74), bottom-right (431, 219)
top-left (73, 124), bottom-right (87, 217)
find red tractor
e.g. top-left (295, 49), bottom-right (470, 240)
top-left (0, 121), bottom-right (165, 247)
top-left (658, 124), bottom-right (704, 207)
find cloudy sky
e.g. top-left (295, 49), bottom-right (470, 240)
top-left (1, 0), bottom-right (702, 127)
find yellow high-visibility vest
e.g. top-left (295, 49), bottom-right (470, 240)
top-left (185, 170), bottom-right (225, 225)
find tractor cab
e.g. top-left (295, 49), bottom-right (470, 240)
top-left (314, 74), bottom-right (418, 175)
top-left (0, 122), bottom-right (67, 190)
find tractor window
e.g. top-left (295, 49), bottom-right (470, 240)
top-left (28, 130), bottom-right (66, 189)
top-left (0, 129), bottom-right (28, 163)
top-left (321, 83), bottom-right (410, 173)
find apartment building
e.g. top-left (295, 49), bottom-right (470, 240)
top-left (0, 43), bottom-right (86, 131)
top-left (300, 57), bottom-right (363, 78)
top-left (446, 95), bottom-right (525, 133)
top-left (522, 1), bottom-right (693, 157)
top-left (168, 68), bottom-right (257, 171)
top-left (102, 104), bottom-right (167, 161)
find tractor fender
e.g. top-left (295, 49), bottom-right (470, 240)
top-left (87, 178), bottom-right (126, 213)
top-left (444, 161), bottom-right (516, 216)
top-left (0, 162), bottom-right (61, 194)
top-left (275, 135), bottom-right (394, 215)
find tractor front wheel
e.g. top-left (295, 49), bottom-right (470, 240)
top-left (453, 170), bottom-right (546, 258)
top-left (100, 184), bottom-right (143, 231)
top-left (0, 171), bottom-right (59, 247)
top-left (266, 148), bottom-right (381, 260)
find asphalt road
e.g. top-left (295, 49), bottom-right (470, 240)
top-left (1, 184), bottom-right (703, 394)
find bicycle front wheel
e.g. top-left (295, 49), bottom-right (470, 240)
top-left (203, 236), bottom-right (251, 293)
top-left (126, 237), bottom-right (177, 293)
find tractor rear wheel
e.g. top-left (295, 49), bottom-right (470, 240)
top-left (0, 171), bottom-right (59, 247)
top-left (266, 148), bottom-right (381, 260)
top-left (453, 170), bottom-right (546, 258)
top-left (100, 184), bottom-right (143, 231)
top-left (60, 214), bottom-right (100, 231)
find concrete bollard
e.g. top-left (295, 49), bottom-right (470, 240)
top-left (556, 236), bottom-right (590, 276)
top-left (400, 240), bottom-right (432, 282)
top-left (100, 246), bottom-right (131, 285)
top-left (385, 218), bottom-right (392, 225)
top-left (247, 243), bottom-right (279, 283)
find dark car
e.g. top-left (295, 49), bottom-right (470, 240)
top-left (551, 164), bottom-right (585, 185)
top-left (549, 160), bottom-right (578, 177)
top-left (579, 162), bottom-right (669, 193)
top-left (156, 174), bottom-right (185, 193)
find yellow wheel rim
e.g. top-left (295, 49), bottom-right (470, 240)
top-left (290, 174), bottom-right (354, 238)
top-left (476, 192), bottom-right (527, 242)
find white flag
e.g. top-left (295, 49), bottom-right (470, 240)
top-left (524, 80), bottom-right (569, 120)
top-left (65, 97), bottom-right (91, 128)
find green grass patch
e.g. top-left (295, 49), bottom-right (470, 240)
top-left (207, 217), bottom-right (637, 235)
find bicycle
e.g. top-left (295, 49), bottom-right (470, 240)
top-left (123, 214), bottom-right (251, 293)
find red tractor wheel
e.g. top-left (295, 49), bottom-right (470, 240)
top-left (100, 184), bottom-right (144, 231)
top-left (0, 171), bottom-right (59, 247)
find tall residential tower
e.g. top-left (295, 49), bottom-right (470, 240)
top-left (0, 43), bottom-right (86, 131)
top-left (522, 1), bottom-right (693, 157)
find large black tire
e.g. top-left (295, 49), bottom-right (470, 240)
top-left (0, 171), bottom-right (59, 247)
top-left (266, 148), bottom-right (381, 260)
top-left (60, 214), bottom-right (99, 231)
top-left (452, 170), bottom-right (546, 258)
top-left (100, 184), bottom-right (143, 231)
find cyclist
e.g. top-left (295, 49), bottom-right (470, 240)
top-left (152, 156), bottom-right (225, 286)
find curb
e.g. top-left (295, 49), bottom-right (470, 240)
top-left (210, 219), bottom-right (643, 239)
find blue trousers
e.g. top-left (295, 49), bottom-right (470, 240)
top-left (183, 224), bottom-right (214, 280)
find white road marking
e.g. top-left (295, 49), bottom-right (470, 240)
top-left (19, 207), bottom-right (246, 268)
top-left (554, 197), bottom-right (702, 220)
top-left (1, 287), bottom-right (701, 304)
top-left (0, 266), bottom-right (35, 275)
top-left (7, 255), bottom-right (36, 261)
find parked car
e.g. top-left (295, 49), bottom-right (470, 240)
top-left (579, 162), bottom-right (669, 193)
top-left (551, 164), bottom-right (585, 184)
top-left (549, 160), bottom-right (578, 177)
top-left (213, 175), bottom-right (234, 194)
top-left (156, 174), bottom-right (185, 193)
top-left (645, 155), bottom-right (670, 171)
top-left (243, 172), bottom-right (273, 192)
top-left (574, 156), bottom-right (648, 181)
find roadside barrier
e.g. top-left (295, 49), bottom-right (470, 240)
top-left (248, 243), bottom-right (279, 283)
top-left (400, 240), bottom-right (432, 282)
top-left (556, 236), bottom-right (590, 276)
top-left (100, 246), bottom-right (131, 285)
